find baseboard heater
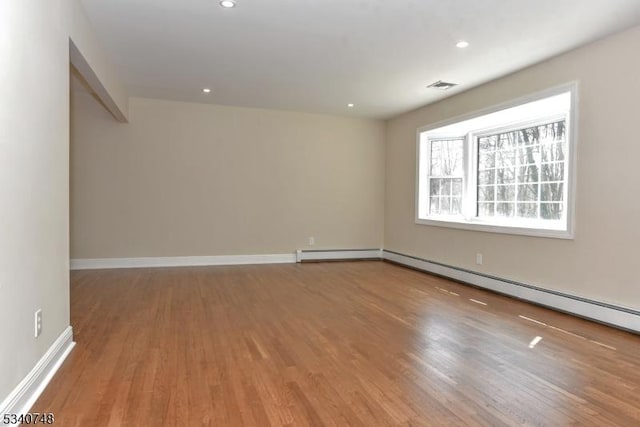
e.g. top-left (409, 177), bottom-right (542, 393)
top-left (382, 249), bottom-right (640, 334)
top-left (296, 249), bottom-right (383, 262)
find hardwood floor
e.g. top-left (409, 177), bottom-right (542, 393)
top-left (32, 261), bottom-right (640, 426)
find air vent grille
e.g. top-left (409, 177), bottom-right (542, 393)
top-left (427, 80), bottom-right (458, 90)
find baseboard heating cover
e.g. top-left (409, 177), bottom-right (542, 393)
top-left (296, 249), bottom-right (383, 262)
top-left (383, 249), bottom-right (640, 333)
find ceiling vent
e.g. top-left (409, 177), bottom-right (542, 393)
top-left (427, 80), bottom-right (458, 90)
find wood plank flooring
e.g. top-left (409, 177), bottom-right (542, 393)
top-left (32, 261), bottom-right (640, 426)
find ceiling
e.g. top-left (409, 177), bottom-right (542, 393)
top-left (80, 0), bottom-right (640, 119)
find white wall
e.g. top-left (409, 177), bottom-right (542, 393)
top-left (68, 0), bottom-right (128, 122)
top-left (0, 0), bottom-right (71, 404)
top-left (70, 94), bottom-right (385, 258)
top-left (385, 25), bottom-right (640, 311)
top-left (0, 0), bottom-right (126, 408)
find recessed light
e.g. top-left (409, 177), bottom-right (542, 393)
top-left (456, 40), bottom-right (469, 48)
top-left (347, 103), bottom-right (354, 108)
top-left (202, 88), bottom-right (211, 93)
top-left (219, 0), bottom-right (236, 8)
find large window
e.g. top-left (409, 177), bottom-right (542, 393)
top-left (417, 84), bottom-right (576, 238)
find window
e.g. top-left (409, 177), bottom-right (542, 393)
top-left (416, 84), bottom-right (576, 238)
top-left (428, 139), bottom-right (464, 216)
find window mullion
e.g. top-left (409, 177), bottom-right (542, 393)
top-left (537, 144), bottom-right (542, 217)
top-left (465, 132), bottom-right (476, 220)
top-left (515, 137), bottom-right (520, 218)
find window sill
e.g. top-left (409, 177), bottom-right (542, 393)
top-left (415, 217), bottom-right (573, 239)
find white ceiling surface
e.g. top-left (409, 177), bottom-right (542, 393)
top-left (81, 0), bottom-right (640, 119)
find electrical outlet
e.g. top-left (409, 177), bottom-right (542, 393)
top-left (476, 253), bottom-right (483, 265)
top-left (34, 309), bottom-right (42, 338)
top-left (308, 237), bottom-right (315, 246)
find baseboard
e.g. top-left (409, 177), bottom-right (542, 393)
top-left (0, 326), bottom-right (75, 422)
top-left (383, 250), bottom-right (640, 333)
top-left (70, 253), bottom-right (297, 270)
top-left (296, 248), bottom-right (383, 262)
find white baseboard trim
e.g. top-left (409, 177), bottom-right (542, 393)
top-left (383, 250), bottom-right (640, 333)
top-left (70, 253), bottom-right (297, 270)
top-left (296, 248), bottom-right (383, 262)
top-left (0, 326), bottom-right (75, 422)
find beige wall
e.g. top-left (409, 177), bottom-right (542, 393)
top-left (386, 25), bottom-right (640, 310)
top-left (0, 0), bottom-right (69, 401)
top-left (0, 0), bottom-right (126, 406)
top-left (71, 95), bottom-right (385, 258)
top-left (68, 0), bottom-right (128, 122)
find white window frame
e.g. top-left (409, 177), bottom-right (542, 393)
top-left (415, 82), bottom-right (578, 239)
top-left (422, 135), bottom-right (466, 219)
